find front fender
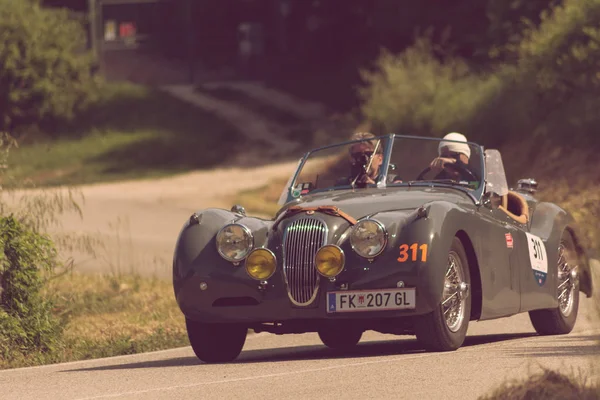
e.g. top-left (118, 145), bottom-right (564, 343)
top-left (363, 201), bottom-right (472, 312)
top-left (172, 208), bottom-right (272, 294)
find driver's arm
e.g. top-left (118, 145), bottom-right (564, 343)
top-left (430, 156), bottom-right (457, 174)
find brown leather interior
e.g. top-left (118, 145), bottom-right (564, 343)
top-left (499, 191), bottom-right (530, 224)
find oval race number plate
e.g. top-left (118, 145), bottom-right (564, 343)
top-left (327, 288), bottom-right (416, 313)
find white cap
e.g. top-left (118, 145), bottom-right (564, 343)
top-left (438, 132), bottom-right (471, 158)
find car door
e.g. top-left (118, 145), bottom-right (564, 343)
top-left (476, 206), bottom-right (521, 318)
top-left (492, 209), bottom-right (531, 310)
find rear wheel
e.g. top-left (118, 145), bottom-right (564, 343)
top-left (529, 231), bottom-right (580, 335)
top-left (186, 318), bottom-right (247, 363)
top-left (414, 237), bottom-right (472, 351)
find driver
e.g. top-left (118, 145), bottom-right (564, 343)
top-left (338, 132), bottom-right (401, 187)
top-left (429, 132), bottom-right (473, 181)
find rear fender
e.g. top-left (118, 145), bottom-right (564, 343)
top-left (530, 202), bottom-right (593, 298)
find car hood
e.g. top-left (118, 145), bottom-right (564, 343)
top-left (283, 186), bottom-right (474, 219)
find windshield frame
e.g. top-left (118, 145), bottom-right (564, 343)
top-left (279, 134), bottom-right (487, 206)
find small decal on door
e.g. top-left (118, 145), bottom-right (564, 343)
top-left (525, 232), bottom-right (548, 286)
top-left (505, 233), bottom-right (514, 248)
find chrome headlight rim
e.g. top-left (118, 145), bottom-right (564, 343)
top-left (314, 244), bottom-right (346, 278)
top-left (244, 247), bottom-right (277, 281)
top-left (216, 223), bottom-right (254, 263)
top-left (350, 218), bottom-right (388, 258)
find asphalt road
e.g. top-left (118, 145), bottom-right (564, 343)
top-left (2, 162), bottom-right (599, 399)
top-left (2, 300), bottom-right (599, 400)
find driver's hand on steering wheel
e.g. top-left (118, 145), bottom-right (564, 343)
top-left (430, 157), bottom-right (456, 174)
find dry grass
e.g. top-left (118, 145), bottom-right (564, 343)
top-left (231, 176), bottom-right (290, 218)
top-left (231, 151), bottom-right (348, 217)
top-left (480, 368), bottom-right (600, 400)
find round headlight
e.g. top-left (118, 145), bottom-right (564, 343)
top-left (245, 248), bottom-right (277, 280)
top-left (350, 219), bottom-right (387, 258)
top-left (216, 223), bottom-right (253, 262)
top-left (315, 245), bottom-right (345, 278)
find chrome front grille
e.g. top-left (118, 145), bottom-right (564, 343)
top-left (282, 217), bottom-right (327, 306)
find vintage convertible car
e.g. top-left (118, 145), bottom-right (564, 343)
top-left (172, 134), bottom-right (594, 363)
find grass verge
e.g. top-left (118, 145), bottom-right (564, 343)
top-left (4, 81), bottom-right (241, 188)
top-left (195, 86), bottom-right (304, 126)
top-left (0, 272), bottom-right (188, 370)
top-left (480, 368), bottom-right (600, 400)
top-left (194, 85), bottom-right (318, 147)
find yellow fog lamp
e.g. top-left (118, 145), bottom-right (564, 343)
top-left (245, 248), bottom-right (277, 280)
top-left (315, 245), bottom-right (345, 278)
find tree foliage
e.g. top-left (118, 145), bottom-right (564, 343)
top-left (359, 0), bottom-right (600, 148)
top-left (0, 0), bottom-right (99, 135)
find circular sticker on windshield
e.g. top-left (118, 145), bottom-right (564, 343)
top-left (291, 188), bottom-right (301, 198)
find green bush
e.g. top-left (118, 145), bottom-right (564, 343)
top-left (0, 0), bottom-right (99, 135)
top-left (0, 215), bottom-right (63, 360)
top-left (0, 131), bottom-right (88, 364)
top-left (358, 37), bottom-right (508, 140)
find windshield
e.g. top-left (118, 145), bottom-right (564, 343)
top-left (280, 134), bottom-right (484, 204)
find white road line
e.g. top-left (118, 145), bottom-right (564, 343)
top-left (0, 333), bottom-right (269, 374)
top-left (74, 329), bottom-right (600, 400)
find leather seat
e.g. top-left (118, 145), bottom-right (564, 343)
top-left (499, 191), bottom-right (529, 225)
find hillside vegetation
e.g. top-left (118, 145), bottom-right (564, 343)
top-left (359, 0), bottom-right (600, 255)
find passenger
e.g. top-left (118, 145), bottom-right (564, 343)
top-left (339, 132), bottom-right (401, 187)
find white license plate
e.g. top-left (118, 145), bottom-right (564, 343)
top-left (327, 288), bottom-right (416, 313)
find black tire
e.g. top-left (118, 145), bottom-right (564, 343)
top-left (529, 231), bottom-right (580, 335)
top-left (186, 318), bottom-right (247, 363)
top-left (318, 324), bottom-right (363, 351)
top-left (414, 236), bottom-right (472, 351)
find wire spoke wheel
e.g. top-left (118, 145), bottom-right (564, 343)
top-left (414, 237), bottom-right (471, 352)
top-left (442, 251), bottom-right (467, 333)
top-left (557, 241), bottom-right (577, 318)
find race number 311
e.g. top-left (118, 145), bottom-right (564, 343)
top-left (525, 232), bottom-right (548, 276)
top-left (397, 243), bottom-right (428, 262)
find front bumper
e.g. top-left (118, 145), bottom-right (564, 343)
top-left (175, 264), bottom-right (437, 325)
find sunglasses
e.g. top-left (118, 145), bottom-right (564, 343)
top-left (351, 151), bottom-right (374, 160)
top-left (440, 150), bottom-right (463, 159)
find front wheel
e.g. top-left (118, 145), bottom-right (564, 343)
top-left (186, 318), bottom-right (247, 363)
top-left (318, 323), bottom-right (363, 351)
top-left (414, 236), bottom-right (472, 351)
top-left (529, 231), bottom-right (580, 335)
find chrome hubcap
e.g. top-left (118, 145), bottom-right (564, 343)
top-left (557, 242), bottom-right (577, 317)
top-left (443, 251), bottom-right (469, 332)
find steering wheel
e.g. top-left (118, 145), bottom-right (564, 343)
top-left (416, 162), bottom-right (478, 182)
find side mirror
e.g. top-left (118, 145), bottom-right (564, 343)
top-left (231, 204), bottom-right (246, 217)
top-left (482, 191), bottom-right (502, 209)
top-left (517, 178), bottom-right (538, 194)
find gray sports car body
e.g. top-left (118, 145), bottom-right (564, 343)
top-left (172, 134), bottom-right (594, 363)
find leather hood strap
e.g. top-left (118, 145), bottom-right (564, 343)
top-left (272, 205), bottom-right (357, 231)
